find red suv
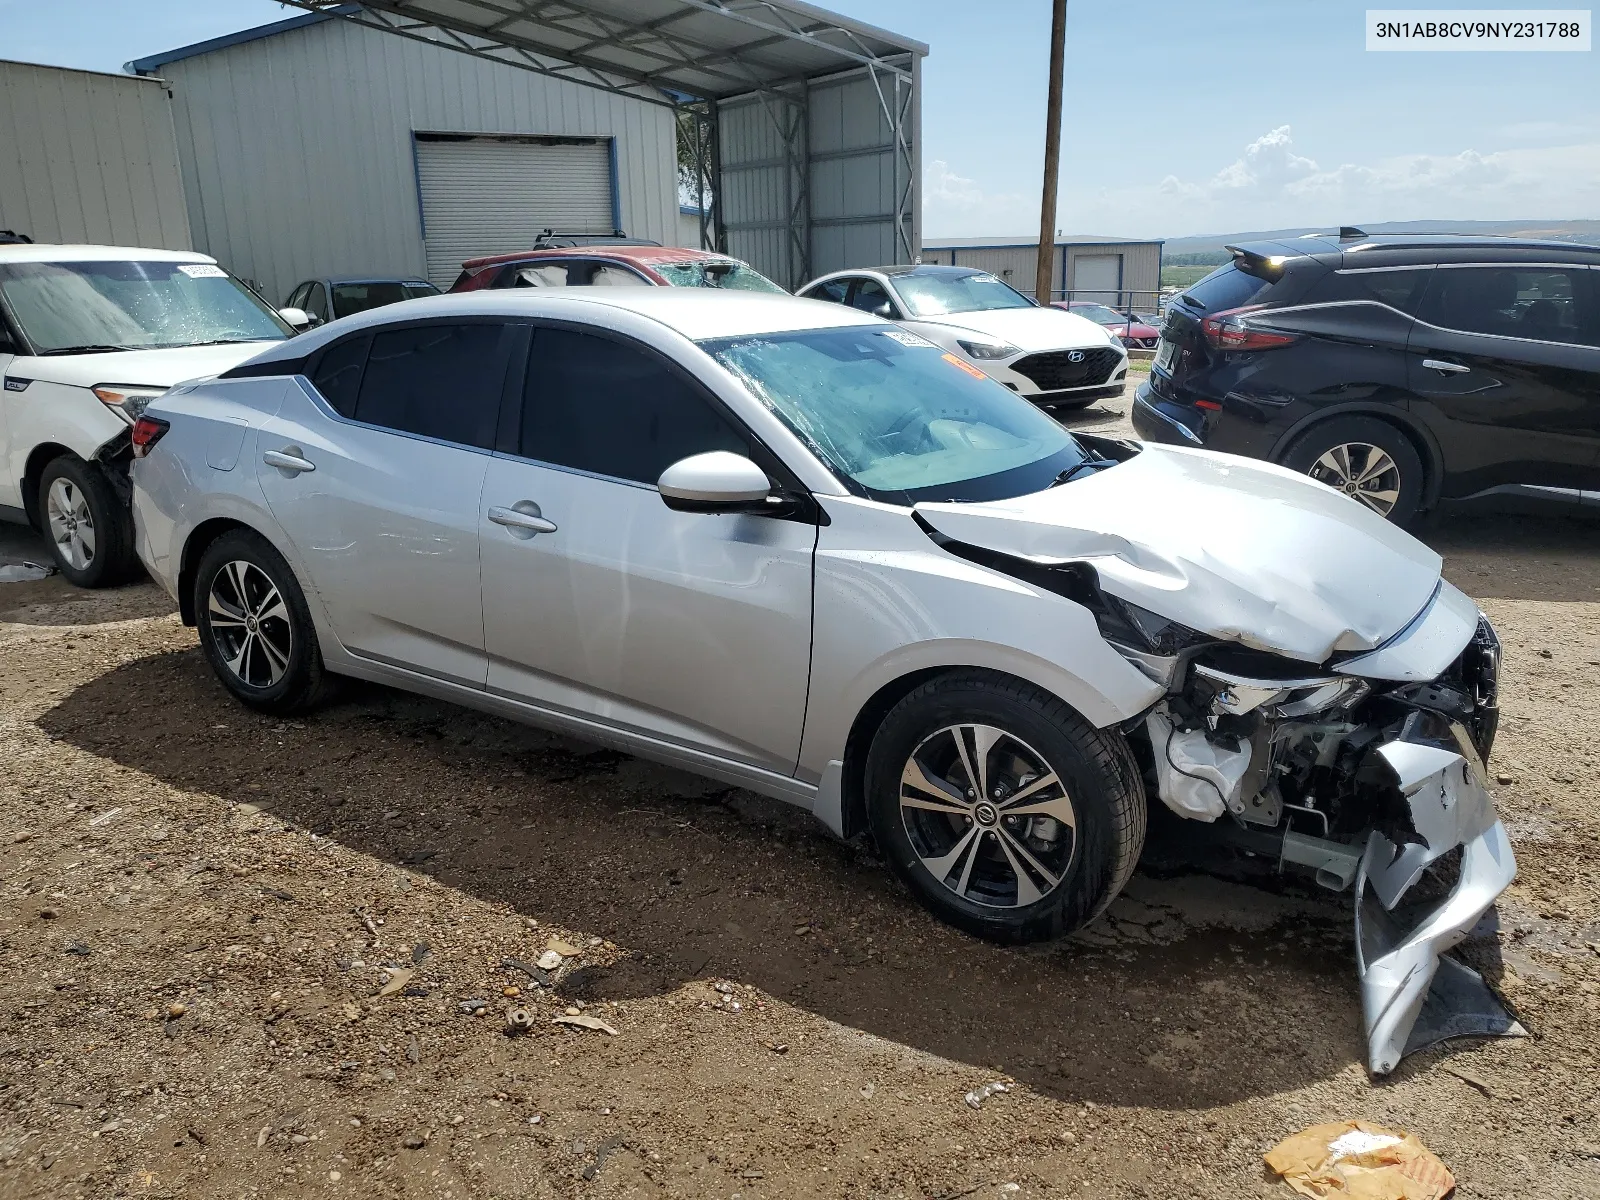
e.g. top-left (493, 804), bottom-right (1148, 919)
top-left (450, 245), bottom-right (786, 293)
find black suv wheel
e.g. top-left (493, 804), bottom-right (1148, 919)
top-left (1282, 416), bottom-right (1424, 526)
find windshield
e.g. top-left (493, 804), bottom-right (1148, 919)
top-left (0, 260), bottom-right (291, 354)
top-left (702, 326), bottom-right (1086, 504)
top-left (1072, 303), bottom-right (1124, 324)
top-left (652, 260), bottom-right (787, 293)
top-left (894, 271), bottom-right (1037, 318)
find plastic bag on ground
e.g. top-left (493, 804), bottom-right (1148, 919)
top-left (1264, 1120), bottom-right (1455, 1199)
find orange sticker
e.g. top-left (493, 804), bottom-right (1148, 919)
top-left (941, 352), bottom-right (989, 380)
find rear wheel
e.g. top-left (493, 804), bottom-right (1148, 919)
top-left (864, 672), bottom-right (1146, 943)
top-left (194, 530), bottom-right (331, 714)
top-left (38, 455), bottom-right (137, 588)
top-left (1282, 416), bottom-right (1424, 526)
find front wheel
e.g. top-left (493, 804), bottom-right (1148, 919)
top-left (194, 529), bottom-right (331, 714)
top-left (864, 672), bottom-right (1147, 943)
top-left (38, 455), bottom-right (137, 588)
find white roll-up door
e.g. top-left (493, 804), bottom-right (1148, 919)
top-left (1072, 253), bottom-right (1123, 305)
top-left (414, 136), bottom-right (614, 286)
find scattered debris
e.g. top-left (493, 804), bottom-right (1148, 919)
top-left (547, 937), bottom-right (582, 957)
top-left (167, 1002), bottom-right (187, 1019)
top-left (536, 950), bottom-right (563, 971)
top-left (713, 981), bottom-right (734, 994)
top-left (256, 1126), bottom-right (271, 1149)
top-left (378, 967), bottom-right (414, 998)
top-left (765, 1042), bottom-right (789, 1055)
top-left (411, 942), bottom-right (431, 965)
top-left (581, 1135), bottom-right (624, 1180)
top-left (1265, 1121), bottom-right (1455, 1200)
top-left (87, 807), bottom-right (123, 827)
top-left (63, 940), bottom-right (90, 956)
top-left (1443, 1063), bottom-right (1499, 1099)
top-left (260, 886), bottom-right (295, 901)
top-left (860, 1083), bottom-right (876, 1100)
top-left (0, 561), bottom-right (55, 582)
top-left (458, 999), bottom-right (489, 1016)
top-left (964, 1082), bottom-right (1009, 1110)
top-left (553, 1013), bottom-right (619, 1036)
top-left (402, 1133), bottom-right (426, 1150)
top-left (503, 1006), bottom-right (536, 1036)
top-left (356, 911), bottom-right (380, 938)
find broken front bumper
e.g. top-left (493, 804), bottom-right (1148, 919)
top-left (1355, 721), bottom-right (1517, 1075)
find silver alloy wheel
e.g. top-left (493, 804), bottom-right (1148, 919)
top-left (1308, 442), bottom-right (1401, 516)
top-left (45, 477), bottom-right (96, 571)
top-left (207, 560), bottom-right (294, 688)
top-left (899, 723), bottom-right (1077, 909)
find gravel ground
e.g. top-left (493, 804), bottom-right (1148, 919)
top-left (3, 396), bottom-right (1599, 1198)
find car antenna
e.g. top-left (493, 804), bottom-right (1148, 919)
top-left (1339, 226), bottom-right (1367, 241)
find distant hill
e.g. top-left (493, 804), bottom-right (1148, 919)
top-left (1161, 219), bottom-right (1600, 263)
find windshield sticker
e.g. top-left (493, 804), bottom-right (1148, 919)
top-left (882, 330), bottom-right (935, 348)
top-left (941, 352), bottom-right (990, 380)
top-left (177, 263), bottom-right (228, 278)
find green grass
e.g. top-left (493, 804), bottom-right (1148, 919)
top-left (1160, 264), bottom-right (1214, 289)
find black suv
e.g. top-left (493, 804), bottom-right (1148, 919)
top-left (1133, 232), bottom-right (1600, 524)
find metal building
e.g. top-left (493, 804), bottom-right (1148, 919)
top-left (0, 59), bottom-right (190, 249)
top-left (127, 1), bottom-right (926, 299)
top-left (923, 234), bottom-right (1165, 311)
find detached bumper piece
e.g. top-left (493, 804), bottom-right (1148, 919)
top-left (1355, 718), bottom-right (1520, 1074)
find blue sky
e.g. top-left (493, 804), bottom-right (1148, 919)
top-left (7, 0), bottom-right (1596, 238)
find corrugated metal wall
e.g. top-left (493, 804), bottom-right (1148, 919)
top-left (0, 60), bottom-right (190, 249)
top-left (931, 241), bottom-right (1163, 304)
top-left (717, 59), bottom-right (919, 290)
top-left (152, 17), bottom-right (677, 301)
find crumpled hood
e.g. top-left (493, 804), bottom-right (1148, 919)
top-left (10, 341), bottom-right (282, 390)
top-left (915, 443), bottom-right (1443, 664)
top-left (907, 305), bottom-right (1113, 353)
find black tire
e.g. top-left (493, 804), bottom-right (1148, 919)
top-left (1281, 416), bottom-right (1425, 526)
top-left (193, 529), bottom-right (331, 715)
top-left (37, 455), bottom-right (138, 588)
top-left (864, 671), bottom-right (1146, 943)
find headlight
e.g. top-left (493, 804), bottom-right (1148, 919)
top-left (92, 385), bottom-right (168, 423)
top-left (955, 338), bottom-right (1019, 360)
top-left (1107, 327), bottom-right (1126, 346)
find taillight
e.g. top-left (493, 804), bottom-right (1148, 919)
top-left (1200, 305), bottom-right (1297, 352)
top-left (130, 416), bottom-right (170, 458)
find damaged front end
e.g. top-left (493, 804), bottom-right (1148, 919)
top-left (1127, 604), bottom-right (1517, 1074)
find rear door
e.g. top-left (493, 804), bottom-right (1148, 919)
top-left (478, 323), bottom-right (816, 772)
top-left (1407, 264), bottom-right (1600, 496)
top-left (256, 319), bottom-right (514, 685)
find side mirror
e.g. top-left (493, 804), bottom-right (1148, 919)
top-left (658, 451), bottom-right (773, 514)
top-left (278, 306), bottom-right (318, 331)
top-left (871, 301), bottom-right (893, 319)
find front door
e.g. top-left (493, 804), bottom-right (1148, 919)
top-left (1408, 264), bottom-right (1600, 497)
top-left (255, 320), bottom-right (514, 686)
top-left (480, 324), bottom-right (815, 772)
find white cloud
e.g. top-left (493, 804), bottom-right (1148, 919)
top-left (922, 159), bottom-right (1034, 238)
top-left (1062, 125), bottom-right (1600, 236)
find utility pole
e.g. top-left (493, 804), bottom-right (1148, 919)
top-left (1035, 0), bottom-right (1067, 304)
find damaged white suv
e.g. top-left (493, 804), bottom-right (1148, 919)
top-left (130, 290), bottom-right (1512, 1076)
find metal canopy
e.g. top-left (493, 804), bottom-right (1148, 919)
top-left (275, 0), bottom-right (925, 286)
top-left (277, 0), bottom-right (925, 106)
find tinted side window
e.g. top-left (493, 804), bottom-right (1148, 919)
top-left (521, 327), bottom-right (749, 484)
top-left (1305, 269), bottom-right (1429, 313)
top-left (286, 283), bottom-right (309, 309)
top-left (1181, 263), bottom-right (1273, 312)
top-left (850, 279), bottom-right (897, 317)
top-left (806, 278), bottom-right (851, 303)
top-left (1423, 266), bottom-right (1592, 345)
top-left (354, 323), bottom-right (506, 449)
top-left (309, 334), bottom-right (371, 417)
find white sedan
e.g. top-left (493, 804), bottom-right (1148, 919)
top-left (796, 264), bottom-right (1126, 410)
top-left (130, 288), bottom-right (1511, 1076)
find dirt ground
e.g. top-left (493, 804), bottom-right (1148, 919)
top-left (3, 393), bottom-right (1599, 1199)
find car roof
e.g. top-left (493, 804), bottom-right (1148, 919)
top-left (462, 245), bottom-right (742, 270)
top-left (1227, 232), bottom-right (1600, 263)
top-left (319, 275), bottom-right (435, 286)
top-left (0, 243), bottom-right (217, 265)
top-left (242, 288), bottom-right (880, 367)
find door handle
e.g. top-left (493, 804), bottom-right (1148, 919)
top-left (488, 503), bottom-right (557, 537)
top-left (1421, 359), bottom-right (1470, 375)
top-left (263, 448), bottom-right (316, 474)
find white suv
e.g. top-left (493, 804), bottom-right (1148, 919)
top-left (0, 244), bottom-right (298, 586)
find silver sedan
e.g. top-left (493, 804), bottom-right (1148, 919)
top-left (131, 288), bottom-right (1514, 1075)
